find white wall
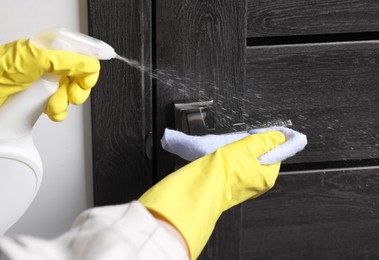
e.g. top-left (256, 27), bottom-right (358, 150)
top-left (0, 0), bottom-right (93, 238)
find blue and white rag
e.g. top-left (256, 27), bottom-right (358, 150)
top-left (161, 126), bottom-right (307, 165)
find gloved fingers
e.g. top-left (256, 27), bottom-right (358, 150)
top-left (78, 70), bottom-right (100, 89)
top-left (44, 73), bottom-right (96, 120)
top-left (34, 43), bottom-right (100, 105)
top-left (49, 109), bottom-right (68, 122)
top-left (213, 132), bottom-right (285, 205)
top-left (241, 130), bottom-right (286, 159)
top-left (240, 133), bottom-right (284, 190)
top-left (249, 127), bottom-right (307, 165)
top-left (44, 77), bottom-right (69, 121)
top-left (67, 78), bottom-right (93, 105)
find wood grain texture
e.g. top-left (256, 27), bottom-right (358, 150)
top-left (247, 0), bottom-right (379, 37)
top-left (245, 42), bottom-right (379, 164)
top-left (241, 168), bottom-right (379, 259)
top-left (154, 0), bottom-right (246, 179)
top-left (88, 0), bottom-right (153, 206)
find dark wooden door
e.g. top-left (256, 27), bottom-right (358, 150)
top-left (89, 0), bottom-right (379, 259)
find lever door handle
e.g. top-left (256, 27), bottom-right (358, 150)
top-left (174, 100), bottom-right (214, 135)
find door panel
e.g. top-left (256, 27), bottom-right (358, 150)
top-left (245, 42), bottom-right (379, 164)
top-left (247, 0), bottom-right (379, 37)
top-left (241, 168), bottom-right (379, 259)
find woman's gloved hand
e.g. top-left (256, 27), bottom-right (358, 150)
top-left (139, 131), bottom-right (286, 259)
top-left (0, 39), bottom-right (100, 121)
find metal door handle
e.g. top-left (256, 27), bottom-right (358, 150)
top-left (173, 100), bottom-right (293, 136)
top-left (174, 100), bottom-right (214, 135)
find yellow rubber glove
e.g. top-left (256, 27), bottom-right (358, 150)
top-left (139, 130), bottom-right (285, 260)
top-left (0, 39), bottom-right (100, 121)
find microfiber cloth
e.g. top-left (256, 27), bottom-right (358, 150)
top-left (161, 127), bottom-right (307, 165)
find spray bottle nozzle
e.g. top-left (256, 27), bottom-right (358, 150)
top-left (31, 27), bottom-right (117, 60)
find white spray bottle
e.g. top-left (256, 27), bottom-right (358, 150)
top-left (0, 27), bottom-right (117, 234)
